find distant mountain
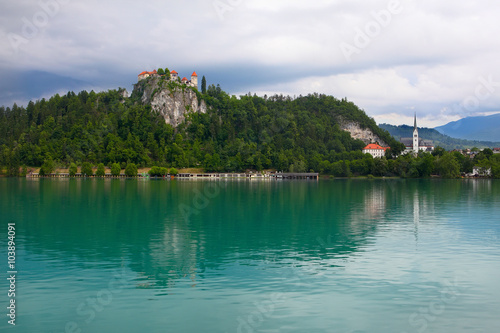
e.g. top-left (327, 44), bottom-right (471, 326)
top-left (0, 70), bottom-right (94, 108)
top-left (379, 123), bottom-right (500, 150)
top-left (435, 113), bottom-right (500, 142)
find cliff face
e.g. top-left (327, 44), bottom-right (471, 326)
top-left (340, 119), bottom-right (388, 146)
top-left (134, 78), bottom-right (207, 127)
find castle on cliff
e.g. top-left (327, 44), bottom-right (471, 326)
top-left (138, 69), bottom-right (198, 88)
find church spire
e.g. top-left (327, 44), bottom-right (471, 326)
top-left (413, 113), bottom-right (419, 153)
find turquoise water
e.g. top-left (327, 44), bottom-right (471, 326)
top-left (1, 178), bottom-right (499, 332)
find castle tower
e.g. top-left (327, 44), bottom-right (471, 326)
top-left (413, 113), bottom-right (419, 153)
top-left (191, 71), bottom-right (198, 88)
top-left (170, 70), bottom-right (178, 80)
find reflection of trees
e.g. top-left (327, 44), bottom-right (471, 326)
top-left (141, 222), bottom-right (206, 289)
top-left (4, 178), bottom-right (497, 291)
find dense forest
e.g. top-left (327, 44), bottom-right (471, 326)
top-left (380, 123), bottom-right (500, 150)
top-left (1, 79), bottom-right (499, 178)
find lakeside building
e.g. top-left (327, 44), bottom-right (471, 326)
top-left (400, 114), bottom-right (434, 154)
top-left (470, 166), bottom-right (492, 177)
top-left (138, 70), bottom-right (198, 88)
top-left (362, 143), bottom-right (390, 158)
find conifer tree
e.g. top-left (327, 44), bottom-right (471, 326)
top-left (201, 76), bottom-right (207, 94)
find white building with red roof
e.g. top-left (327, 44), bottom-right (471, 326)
top-left (363, 143), bottom-right (390, 158)
top-left (138, 69), bottom-right (158, 80)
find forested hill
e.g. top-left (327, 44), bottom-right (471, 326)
top-left (379, 123), bottom-right (500, 150)
top-left (0, 81), bottom-right (403, 175)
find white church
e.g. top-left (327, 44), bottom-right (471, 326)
top-left (400, 114), bottom-right (434, 154)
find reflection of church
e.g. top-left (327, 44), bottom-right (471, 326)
top-left (400, 114), bottom-right (434, 154)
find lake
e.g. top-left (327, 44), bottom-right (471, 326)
top-left (1, 178), bottom-right (499, 332)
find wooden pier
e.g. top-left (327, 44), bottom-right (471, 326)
top-left (270, 173), bottom-right (319, 180)
top-left (177, 172), bottom-right (318, 180)
top-left (27, 172), bottom-right (318, 180)
top-left (27, 173), bottom-right (149, 178)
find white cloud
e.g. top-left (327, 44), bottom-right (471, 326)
top-left (1, 0), bottom-right (500, 127)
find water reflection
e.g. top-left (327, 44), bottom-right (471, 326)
top-left (1, 178), bottom-right (499, 292)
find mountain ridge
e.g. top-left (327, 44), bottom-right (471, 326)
top-left (435, 113), bottom-right (500, 142)
top-left (379, 123), bottom-right (500, 150)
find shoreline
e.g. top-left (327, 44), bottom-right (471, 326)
top-left (12, 174), bottom-right (494, 180)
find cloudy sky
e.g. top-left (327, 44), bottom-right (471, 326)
top-left (1, 0), bottom-right (500, 127)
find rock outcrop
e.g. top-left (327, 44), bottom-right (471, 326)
top-left (133, 77), bottom-right (207, 127)
top-left (340, 119), bottom-right (388, 146)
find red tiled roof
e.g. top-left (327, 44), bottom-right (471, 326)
top-left (139, 70), bottom-right (159, 76)
top-left (181, 77), bottom-right (188, 81)
top-left (191, 71), bottom-right (198, 77)
top-left (171, 70), bottom-right (178, 74)
top-left (363, 143), bottom-right (389, 150)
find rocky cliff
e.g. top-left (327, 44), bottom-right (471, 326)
top-left (133, 77), bottom-right (207, 127)
top-left (339, 119), bottom-right (388, 146)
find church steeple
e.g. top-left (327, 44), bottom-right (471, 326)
top-left (413, 113), bottom-right (419, 153)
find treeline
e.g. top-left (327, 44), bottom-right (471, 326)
top-left (338, 148), bottom-right (500, 178)
top-left (0, 82), bottom-right (405, 176)
top-left (2, 80), bottom-right (498, 178)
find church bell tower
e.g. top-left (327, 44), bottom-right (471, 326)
top-left (413, 113), bottom-right (419, 153)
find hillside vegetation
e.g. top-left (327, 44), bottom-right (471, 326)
top-left (0, 81), bottom-right (403, 175)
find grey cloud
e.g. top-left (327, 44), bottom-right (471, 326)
top-left (1, 0), bottom-right (500, 126)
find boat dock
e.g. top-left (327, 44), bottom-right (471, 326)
top-left (27, 172), bottom-right (319, 180)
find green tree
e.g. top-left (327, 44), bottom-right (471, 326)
top-left (39, 158), bottom-right (55, 176)
top-left (372, 157), bottom-right (388, 176)
top-left (69, 163), bottom-right (77, 176)
top-left (96, 163), bottom-right (105, 177)
top-left (290, 160), bottom-right (306, 173)
top-left (434, 153), bottom-right (460, 178)
top-left (5, 149), bottom-right (20, 177)
top-left (81, 162), bottom-right (93, 176)
top-left (201, 76), bottom-right (207, 94)
top-left (432, 146), bottom-right (446, 157)
top-left (125, 163), bottom-right (138, 177)
top-left (169, 167), bottom-right (178, 175)
top-left (148, 166), bottom-right (167, 177)
top-left (416, 153), bottom-right (435, 177)
top-left (111, 163), bottom-right (121, 176)
top-left (20, 165), bottom-right (28, 177)
top-left (492, 162), bottom-right (500, 179)
top-left (157, 68), bottom-right (165, 75)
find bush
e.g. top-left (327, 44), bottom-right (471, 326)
top-left (96, 163), bottom-right (105, 177)
top-left (125, 163), bottom-right (138, 177)
top-left (81, 162), bottom-right (93, 176)
top-left (169, 167), bottom-right (178, 176)
top-left (39, 159), bottom-right (55, 176)
top-left (149, 166), bottom-right (169, 177)
top-left (69, 163), bottom-right (77, 176)
top-left (20, 165), bottom-right (28, 177)
top-left (111, 163), bottom-right (121, 176)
